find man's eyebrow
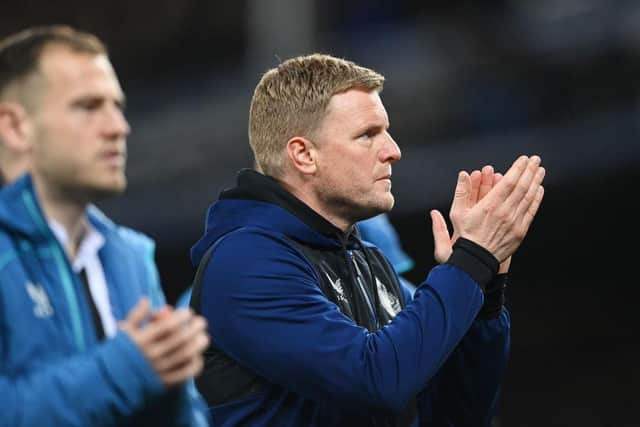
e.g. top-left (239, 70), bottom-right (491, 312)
top-left (356, 120), bottom-right (389, 134)
top-left (68, 93), bottom-right (127, 112)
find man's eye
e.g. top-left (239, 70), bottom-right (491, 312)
top-left (360, 130), bottom-right (376, 139)
top-left (76, 100), bottom-right (101, 111)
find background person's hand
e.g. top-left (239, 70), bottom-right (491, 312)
top-left (119, 298), bottom-right (210, 388)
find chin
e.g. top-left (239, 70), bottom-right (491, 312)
top-left (379, 194), bottom-right (395, 211)
top-left (90, 178), bottom-right (127, 199)
top-left (357, 198), bottom-right (394, 221)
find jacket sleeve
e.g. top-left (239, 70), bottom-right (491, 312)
top-left (198, 228), bottom-right (489, 413)
top-left (135, 234), bottom-right (211, 427)
top-left (416, 310), bottom-right (510, 426)
top-left (0, 331), bottom-right (166, 427)
top-left (407, 270), bottom-right (510, 426)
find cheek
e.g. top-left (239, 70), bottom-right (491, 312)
top-left (319, 147), bottom-right (374, 188)
top-left (34, 126), bottom-right (90, 171)
top-left (331, 167), bottom-right (367, 196)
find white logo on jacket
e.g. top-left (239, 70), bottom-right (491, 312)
top-left (26, 281), bottom-right (54, 318)
top-left (376, 277), bottom-right (401, 318)
top-left (324, 273), bottom-right (347, 304)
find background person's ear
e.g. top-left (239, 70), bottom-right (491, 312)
top-left (0, 102), bottom-right (32, 153)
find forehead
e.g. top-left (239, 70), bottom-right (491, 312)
top-left (324, 88), bottom-right (388, 127)
top-left (37, 44), bottom-right (123, 99)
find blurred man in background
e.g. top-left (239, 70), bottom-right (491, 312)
top-left (189, 53), bottom-right (545, 425)
top-left (0, 26), bottom-right (210, 426)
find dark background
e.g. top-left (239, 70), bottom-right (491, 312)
top-left (3, 1), bottom-right (638, 425)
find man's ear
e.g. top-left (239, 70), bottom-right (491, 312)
top-left (286, 136), bottom-right (317, 175)
top-left (0, 102), bottom-right (32, 152)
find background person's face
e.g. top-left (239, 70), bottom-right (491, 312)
top-left (28, 44), bottom-right (130, 201)
top-left (311, 88), bottom-right (401, 225)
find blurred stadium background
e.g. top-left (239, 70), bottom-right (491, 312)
top-left (3, 1), bottom-right (638, 425)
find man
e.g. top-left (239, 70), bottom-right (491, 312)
top-left (0, 26), bottom-right (210, 426)
top-left (190, 54), bottom-right (545, 425)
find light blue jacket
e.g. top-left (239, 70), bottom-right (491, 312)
top-left (0, 175), bottom-right (210, 427)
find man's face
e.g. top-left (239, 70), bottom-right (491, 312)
top-left (27, 44), bottom-right (129, 200)
top-left (312, 88), bottom-right (401, 224)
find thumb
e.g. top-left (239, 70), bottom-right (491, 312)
top-left (430, 209), bottom-right (452, 264)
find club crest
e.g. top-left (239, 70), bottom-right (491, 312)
top-left (26, 281), bottom-right (54, 318)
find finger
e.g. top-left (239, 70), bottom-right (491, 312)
top-left (512, 166), bottom-right (545, 224)
top-left (155, 327), bottom-right (210, 374)
top-left (493, 172), bottom-right (503, 185)
top-left (139, 308), bottom-right (193, 345)
top-left (469, 170), bottom-right (482, 205)
top-left (453, 170), bottom-right (471, 201)
top-left (502, 155), bottom-right (542, 211)
top-left (161, 354), bottom-right (205, 387)
top-left (149, 315), bottom-right (208, 362)
top-left (520, 185), bottom-right (545, 232)
top-left (484, 155), bottom-right (530, 203)
top-left (430, 210), bottom-right (449, 240)
top-left (478, 165), bottom-right (494, 200)
top-left (121, 298), bottom-right (151, 329)
top-left (449, 170), bottom-right (471, 217)
top-left (430, 210), bottom-right (452, 264)
top-left (152, 305), bottom-right (173, 321)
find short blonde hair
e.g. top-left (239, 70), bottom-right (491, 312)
top-left (249, 53), bottom-right (384, 177)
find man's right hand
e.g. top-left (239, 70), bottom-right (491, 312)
top-left (449, 155), bottom-right (545, 262)
top-left (119, 298), bottom-right (210, 388)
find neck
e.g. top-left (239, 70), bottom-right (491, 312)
top-left (32, 174), bottom-right (88, 259)
top-left (278, 177), bottom-right (352, 233)
top-left (0, 154), bottom-right (30, 184)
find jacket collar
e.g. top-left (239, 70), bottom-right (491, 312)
top-left (0, 174), bottom-right (116, 243)
top-left (221, 169), bottom-right (359, 242)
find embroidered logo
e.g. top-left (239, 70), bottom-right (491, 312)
top-left (325, 273), bottom-right (347, 303)
top-left (320, 260), bottom-right (348, 304)
top-left (26, 281), bottom-right (54, 318)
top-left (376, 278), bottom-right (402, 318)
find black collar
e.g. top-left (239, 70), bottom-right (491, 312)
top-left (220, 169), bottom-right (357, 241)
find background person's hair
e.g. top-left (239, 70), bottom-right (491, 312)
top-left (0, 25), bottom-right (106, 102)
top-left (249, 53), bottom-right (384, 178)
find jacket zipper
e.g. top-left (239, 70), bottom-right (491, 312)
top-left (23, 190), bottom-right (86, 352)
top-left (347, 250), bottom-right (378, 329)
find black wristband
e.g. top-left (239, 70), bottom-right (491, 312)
top-left (446, 237), bottom-right (499, 290)
top-left (478, 273), bottom-right (507, 319)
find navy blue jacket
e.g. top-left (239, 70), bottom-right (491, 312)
top-left (191, 170), bottom-right (509, 426)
